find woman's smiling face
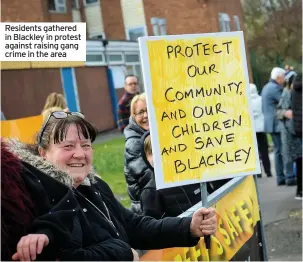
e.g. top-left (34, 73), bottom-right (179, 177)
top-left (39, 124), bottom-right (93, 187)
top-left (134, 99), bottom-right (149, 130)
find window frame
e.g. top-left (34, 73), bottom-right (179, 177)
top-left (158, 18), bottom-right (167, 36)
top-left (89, 32), bottom-right (106, 40)
top-left (107, 52), bottom-right (125, 65)
top-left (233, 15), bottom-right (241, 31)
top-left (85, 51), bottom-right (106, 66)
top-left (83, 0), bottom-right (99, 6)
top-left (126, 26), bottom-right (148, 41)
top-left (219, 13), bottom-right (231, 32)
top-left (48, 0), bottom-right (67, 13)
top-left (124, 52), bottom-right (140, 65)
top-left (72, 0), bottom-right (80, 9)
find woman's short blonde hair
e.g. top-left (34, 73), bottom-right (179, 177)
top-left (43, 93), bottom-right (67, 112)
top-left (144, 135), bottom-right (152, 156)
top-left (130, 93), bottom-right (146, 116)
top-left (42, 107), bottom-right (66, 121)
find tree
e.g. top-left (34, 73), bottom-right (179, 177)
top-left (243, 0), bottom-right (302, 86)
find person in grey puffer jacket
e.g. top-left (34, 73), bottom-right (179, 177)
top-left (124, 93), bottom-right (152, 213)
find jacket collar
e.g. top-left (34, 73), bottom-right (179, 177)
top-left (5, 139), bottom-right (97, 188)
top-left (124, 117), bottom-right (146, 139)
top-left (270, 79), bottom-right (281, 87)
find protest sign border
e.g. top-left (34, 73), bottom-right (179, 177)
top-left (139, 31), bottom-right (261, 190)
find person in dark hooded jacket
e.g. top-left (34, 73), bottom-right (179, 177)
top-left (1, 139), bottom-right (78, 261)
top-left (291, 73), bottom-right (302, 138)
top-left (291, 73), bottom-right (302, 199)
top-left (140, 133), bottom-right (201, 218)
top-left (140, 132), bottom-right (231, 219)
top-left (124, 93), bottom-right (153, 213)
top-left (6, 111), bottom-right (217, 261)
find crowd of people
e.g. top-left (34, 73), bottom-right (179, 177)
top-left (259, 67), bottom-right (302, 199)
top-left (1, 90), bottom-right (217, 261)
top-left (1, 65), bottom-right (301, 260)
top-left (118, 76), bottom-right (229, 216)
top-left (118, 69), bottom-right (302, 217)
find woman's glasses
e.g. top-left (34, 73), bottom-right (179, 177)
top-left (38, 111), bottom-right (85, 145)
top-left (135, 109), bottom-right (148, 117)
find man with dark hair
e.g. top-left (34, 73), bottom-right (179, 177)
top-left (117, 75), bottom-right (139, 132)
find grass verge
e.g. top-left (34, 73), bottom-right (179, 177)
top-left (93, 137), bottom-right (131, 208)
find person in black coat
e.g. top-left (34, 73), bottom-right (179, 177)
top-left (124, 93), bottom-right (153, 213)
top-left (140, 132), bottom-right (201, 219)
top-left (140, 132), bottom-right (231, 219)
top-left (291, 73), bottom-right (302, 138)
top-left (7, 111), bottom-right (217, 261)
top-left (291, 73), bottom-right (302, 199)
top-left (1, 140), bottom-right (78, 261)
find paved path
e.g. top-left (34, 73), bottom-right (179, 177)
top-left (94, 129), bottom-right (123, 144)
top-left (257, 153), bottom-right (302, 261)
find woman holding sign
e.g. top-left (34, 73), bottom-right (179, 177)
top-left (6, 111), bottom-right (217, 261)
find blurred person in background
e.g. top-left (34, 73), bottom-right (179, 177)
top-left (276, 71), bottom-right (300, 187)
top-left (117, 75), bottom-right (140, 133)
top-left (42, 93), bottom-right (68, 116)
top-left (42, 107), bottom-right (67, 122)
top-left (250, 83), bottom-right (272, 178)
top-left (261, 67), bottom-right (293, 186)
top-left (291, 73), bottom-right (302, 199)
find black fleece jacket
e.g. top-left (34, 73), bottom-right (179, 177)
top-left (59, 177), bottom-right (200, 261)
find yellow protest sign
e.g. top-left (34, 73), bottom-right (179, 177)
top-left (139, 32), bottom-right (260, 189)
top-left (140, 176), bottom-right (263, 261)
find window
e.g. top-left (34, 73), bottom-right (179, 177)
top-left (48, 0), bottom-right (66, 13)
top-left (89, 32), bottom-right (106, 40)
top-left (85, 52), bottom-right (106, 66)
top-left (108, 54), bottom-right (123, 62)
top-left (90, 34), bottom-right (105, 40)
top-left (86, 54), bottom-right (104, 62)
top-left (84, 0), bottom-right (98, 5)
top-left (125, 54), bottom-right (140, 63)
top-left (107, 52), bottom-right (124, 65)
top-left (72, 0), bottom-right (80, 9)
top-left (219, 13), bottom-right (230, 32)
top-left (151, 18), bottom-right (160, 36)
top-left (233, 15), bottom-right (241, 31)
top-left (126, 27), bottom-right (146, 41)
top-left (151, 17), bottom-right (167, 36)
top-left (158, 18), bottom-right (167, 35)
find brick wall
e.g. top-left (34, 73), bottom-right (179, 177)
top-left (210, 0), bottom-right (253, 80)
top-left (75, 67), bottom-right (116, 132)
top-left (2, 0), bottom-right (73, 23)
top-left (1, 0), bottom-right (45, 22)
top-left (1, 68), bottom-right (63, 119)
top-left (101, 0), bottom-right (125, 40)
top-left (143, 0), bottom-right (252, 80)
top-left (143, 0), bottom-right (218, 35)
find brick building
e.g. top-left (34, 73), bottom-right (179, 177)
top-left (1, 0), bottom-right (251, 132)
